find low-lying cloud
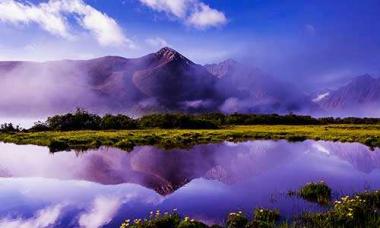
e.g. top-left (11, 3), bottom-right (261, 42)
top-left (0, 60), bottom-right (99, 116)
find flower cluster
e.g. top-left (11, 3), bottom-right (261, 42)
top-left (253, 208), bottom-right (280, 224)
top-left (333, 195), bottom-right (368, 220)
top-left (226, 211), bottom-right (248, 228)
top-left (119, 209), bottom-right (209, 228)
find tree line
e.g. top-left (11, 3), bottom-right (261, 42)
top-left (1, 109), bottom-right (380, 132)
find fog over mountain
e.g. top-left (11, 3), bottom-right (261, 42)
top-left (0, 47), bottom-right (378, 118)
top-left (313, 74), bottom-right (380, 116)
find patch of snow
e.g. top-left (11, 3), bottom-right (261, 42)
top-left (312, 92), bottom-right (330, 102)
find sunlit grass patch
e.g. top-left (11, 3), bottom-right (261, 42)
top-left (0, 124), bottom-right (379, 152)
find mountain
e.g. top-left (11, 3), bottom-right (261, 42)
top-left (205, 59), bottom-right (320, 114)
top-left (314, 74), bottom-right (380, 116)
top-left (131, 47), bottom-right (219, 110)
top-left (204, 59), bottom-right (239, 78)
top-left (0, 47), bottom-right (330, 116)
top-left (0, 47), bottom-right (221, 115)
top-left (78, 47), bottom-right (221, 112)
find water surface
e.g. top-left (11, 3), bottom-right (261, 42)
top-left (0, 140), bottom-right (380, 227)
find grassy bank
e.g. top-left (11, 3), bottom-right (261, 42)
top-left (0, 124), bottom-right (379, 152)
top-left (120, 187), bottom-right (380, 227)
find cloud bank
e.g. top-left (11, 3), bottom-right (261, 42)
top-left (0, 0), bottom-right (132, 47)
top-left (139, 0), bottom-right (227, 29)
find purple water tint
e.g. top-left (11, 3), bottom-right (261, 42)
top-left (0, 140), bottom-right (379, 227)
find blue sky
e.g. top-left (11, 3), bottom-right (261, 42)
top-left (0, 0), bottom-right (379, 89)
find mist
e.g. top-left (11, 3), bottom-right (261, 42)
top-left (206, 60), bottom-right (322, 115)
top-left (0, 61), bottom-right (99, 116)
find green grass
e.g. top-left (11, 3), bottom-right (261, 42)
top-left (289, 181), bottom-right (332, 205)
top-left (0, 124), bottom-right (379, 152)
top-left (295, 191), bottom-right (380, 227)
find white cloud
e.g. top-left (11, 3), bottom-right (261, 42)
top-left (139, 0), bottom-right (227, 29)
top-left (78, 196), bottom-right (122, 228)
top-left (139, 0), bottom-right (190, 18)
top-left (0, 204), bottom-right (64, 228)
top-left (0, 0), bottom-right (132, 47)
top-left (0, 0), bottom-right (70, 38)
top-left (145, 36), bottom-right (169, 48)
top-left (187, 3), bottom-right (227, 29)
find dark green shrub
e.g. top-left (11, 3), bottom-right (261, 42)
top-left (248, 208), bottom-right (280, 227)
top-left (138, 114), bottom-right (218, 129)
top-left (226, 211), bottom-right (248, 228)
top-left (47, 108), bottom-right (101, 131)
top-left (29, 121), bottom-right (51, 131)
top-left (297, 192), bottom-right (380, 227)
top-left (101, 114), bottom-right (137, 130)
top-left (253, 208), bottom-right (280, 223)
top-left (115, 140), bottom-right (136, 151)
top-left (0, 123), bottom-right (21, 133)
top-left (299, 181), bottom-right (332, 204)
top-left (287, 135), bottom-right (307, 142)
top-left (178, 217), bottom-right (208, 228)
top-left (48, 139), bottom-right (70, 152)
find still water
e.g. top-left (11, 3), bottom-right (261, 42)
top-left (0, 140), bottom-right (380, 227)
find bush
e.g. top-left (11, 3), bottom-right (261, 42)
top-left (298, 181), bottom-right (332, 204)
top-left (138, 114), bottom-right (218, 129)
top-left (115, 140), bottom-right (136, 151)
top-left (178, 217), bottom-right (208, 228)
top-left (47, 108), bottom-right (101, 131)
top-left (0, 123), bottom-right (21, 133)
top-left (253, 208), bottom-right (280, 223)
top-left (226, 211), bottom-right (248, 228)
top-left (29, 121), bottom-right (51, 132)
top-left (23, 110), bottom-right (380, 132)
top-left (101, 114), bottom-right (137, 130)
top-left (297, 192), bottom-right (380, 227)
top-left (287, 135), bottom-right (307, 142)
top-left (48, 139), bottom-right (70, 152)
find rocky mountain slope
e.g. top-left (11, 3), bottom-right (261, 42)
top-left (313, 74), bottom-right (380, 116)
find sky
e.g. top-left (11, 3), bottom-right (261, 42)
top-left (0, 0), bottom-right (379, 90)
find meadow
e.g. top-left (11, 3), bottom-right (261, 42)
top-left (0, 124), bottom-right (379, 152)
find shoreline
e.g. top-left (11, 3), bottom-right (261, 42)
top-left (0, 124), bottom-right (379, 152)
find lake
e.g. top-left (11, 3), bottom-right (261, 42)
top-left (0, 140), bottom-right (379, 227)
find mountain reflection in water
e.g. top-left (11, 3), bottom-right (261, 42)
top-left (0, 140), bottom-right (380, 227)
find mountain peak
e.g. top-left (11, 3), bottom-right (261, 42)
top-left (155, 47), bottom-right (192, 64)
top-left (204, 59), bottom-right (239, 78)
top-left (220, 58), bottom-right (239, 66)
top-left (352, 74), bottom-right (375, 83)
top-left (156, 47), bottom-right (177, 55)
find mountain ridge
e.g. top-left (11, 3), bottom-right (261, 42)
top-left (315, 74), bottom-right (380, 115)
top-left (0, 47), bottom-right (377, 116)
